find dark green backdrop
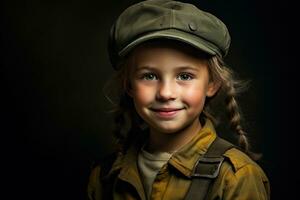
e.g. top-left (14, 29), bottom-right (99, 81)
top-left (3, 0), bottom-right (297, 199)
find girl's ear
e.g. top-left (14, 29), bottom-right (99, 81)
top-left (206, 81), bottom-right (221, 97)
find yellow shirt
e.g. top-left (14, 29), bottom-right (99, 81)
top-left (87, 119), bottom-right (270, 200)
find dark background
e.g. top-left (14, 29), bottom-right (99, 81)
top-left (2, 0), bottom-right (297, 199)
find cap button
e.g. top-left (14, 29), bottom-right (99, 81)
top-left (189, 22), bottom-right (197, 31)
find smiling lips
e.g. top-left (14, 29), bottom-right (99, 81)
top-left (150, 107), bottom-right (184, 118)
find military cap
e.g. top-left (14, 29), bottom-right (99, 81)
top-left (108, 0), bottom-right (231, 69)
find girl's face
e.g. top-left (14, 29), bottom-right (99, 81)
top-left (128, 43), bottom-right (219, 135)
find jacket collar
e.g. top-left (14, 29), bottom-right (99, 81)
top-left (169, 119), bottom-right (217, 177)
top-left (105, 119), bottom-right (217, 195)
top-left (105, 135), bottom-right (147, 200)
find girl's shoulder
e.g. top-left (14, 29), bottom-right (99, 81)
top-left (88, 152), bottom-right (120, 185)
top-left (220, 147), bottom-right (269, 187)
top-left (209, 148), bottom-right (270, 199)
top-left (223, 147), bottom-right (265, 174)
top-left (87, 152), bottom-right (120, 198)
top-left (207, 147), bottom-right (270, 199)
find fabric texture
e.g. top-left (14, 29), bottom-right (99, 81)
top-left (87, 119), bottom-right (270, 200)
top-left (108, 0), bottom-right (231, 69)
top-left (137, 147), bottom-right (172, 199)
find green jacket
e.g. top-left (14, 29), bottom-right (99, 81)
top-left (87, 120), bottom-right (270, 200)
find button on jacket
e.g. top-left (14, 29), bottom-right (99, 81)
top-left (87, 119), bottom-right (270, 200)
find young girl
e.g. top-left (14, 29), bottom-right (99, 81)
top-left (88, 0), bottom-right (270, 199)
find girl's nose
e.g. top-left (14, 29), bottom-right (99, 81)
top-left (156, 80), bottom-right (177, 101)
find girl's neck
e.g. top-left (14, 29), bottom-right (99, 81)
top-left (145, 120), bottom-right (202, 154)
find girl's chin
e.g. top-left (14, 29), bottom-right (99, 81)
top-left (150, 125), bottom-right (185, 135)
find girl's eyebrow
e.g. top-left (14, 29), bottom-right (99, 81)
top-left (134, 66), bottom-right (162, 74)
top-left (175, 66), bottom-right (199, 72)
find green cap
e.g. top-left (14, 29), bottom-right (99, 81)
top-left (108, 0), bottom-right (231, 69)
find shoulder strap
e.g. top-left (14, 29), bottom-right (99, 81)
top-left (184, 137), bottom-right (234, 200)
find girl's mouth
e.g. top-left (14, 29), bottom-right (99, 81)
top-left (150, 108), bottom-right (183, 118)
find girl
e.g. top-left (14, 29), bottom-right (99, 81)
top-left (88, 0), bottom-right (270, 199)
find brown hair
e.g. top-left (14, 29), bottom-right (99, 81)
top-left (206, 56), bottom-right (261, 160)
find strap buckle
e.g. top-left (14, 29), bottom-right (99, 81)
top-left (191, 157), bottom-right (225, 179)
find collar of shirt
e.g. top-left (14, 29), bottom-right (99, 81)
top-left (168, 119), bottom-right (217, 177)
top-left (104, 118), bottom-right (217, 198)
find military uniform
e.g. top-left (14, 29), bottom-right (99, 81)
top-left (87, 119), bottom-right (270, 200)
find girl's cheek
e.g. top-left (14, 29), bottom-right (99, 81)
top-left (182, 87), bottom-right (206, 106)
top-left (133, 83), bottom-right (156, 102)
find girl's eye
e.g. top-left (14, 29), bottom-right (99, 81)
top-left (177, 73), bottom-right (194, 81)
top-left (142, 73), bottom-right (158, 80)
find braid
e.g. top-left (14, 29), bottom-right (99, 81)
top-left (112, 107), bottom-right (127, 152)
top-left (224, 81), bottom-right (250, 153)
top-left (207, 56), bottom-right (261, 160)
top-left (103, 56), bottom-right (146, 154)
top-left (110, 93), bottom-right (145, 153)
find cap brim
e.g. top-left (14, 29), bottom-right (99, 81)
top-left (119, 29), bottom-right (219, 57)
